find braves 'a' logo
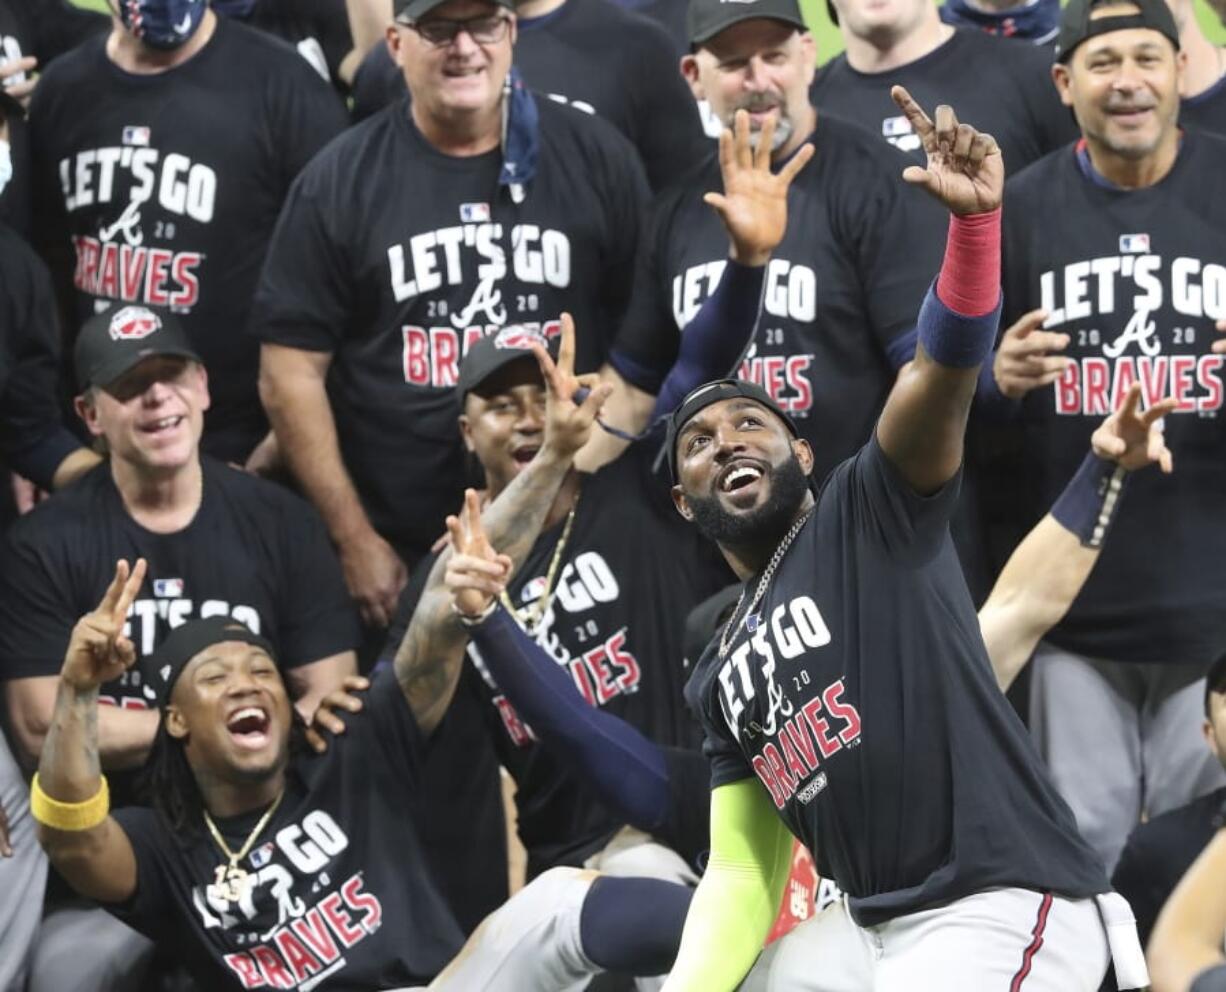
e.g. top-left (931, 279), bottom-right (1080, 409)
top-left (108, 305), bottom-right (162, 341)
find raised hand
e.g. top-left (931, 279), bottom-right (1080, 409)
top-left (1091, 383), bottom-right (1177, 473)
top-left (890, 86), bottom-right (1004, 216)
top-left (444, 489), bottom-right (514, 618)
top-left (992, 309), bottom-right (1072, 399)
top-left (62, 559), bottom-right (147, 692)
top-left (530, 313), bottom-right (613, 459)
top-left (703, 109), bottom-right (815, 267)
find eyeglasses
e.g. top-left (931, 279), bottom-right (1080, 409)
top-left (400, 13), bottom-right (511, 47)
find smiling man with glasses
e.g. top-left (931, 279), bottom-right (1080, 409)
top-left (252, 0), bottom-right (651, 936)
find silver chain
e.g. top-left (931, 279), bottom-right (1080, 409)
top-left (718, 508), bottom-right (814, 660)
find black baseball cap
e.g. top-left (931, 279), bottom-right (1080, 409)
top-left (145, 616), bottom-right (277, 710)
top-left (666, 378), bottom-right (799, 480)
top-left (1055, 0), bottom-right (1179, 63)
top-left (394, 0), bottom-right (513, 20)
top-left (74, 304), bottom-right (202, 391)
top-left (456, 325), bottom-right (558, 402)
top-left (688, 0), bottom-right (808, 46)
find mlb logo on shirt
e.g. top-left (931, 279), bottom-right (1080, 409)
top-left (460, 202), bottom-right (491, 222)
top-left (249, 843), bottom-right (275, 869)
top-left (122, 126), bottom-right (151, 147)
top-left (881, 116), bottom-right (913, 138)
top-left (522, 576), bottom-right (547, 604)
top-left (153, 578), bottom-right (185, 598)
top-left (1119, 233), bottom-right (1150, 254)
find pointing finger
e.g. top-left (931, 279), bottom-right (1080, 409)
top-left (1120, 381), bottom-right (1142, 423)
top-left (889, 85), bottom-right (935, 146)
top-left (445, 514), bottom-right (464, 554)
top-left (115, 558), bottom-right (147, 624)
top-left (754, 111), bottom-right (776, 171)
top-left (1007, 309), bottom-right (1050, 340)
top-left (735, 109), bottom-right (752, 171)
top-left (556, 312), bottom-right (576, 377)
top-left (716, 126), bottom-right (734, 186)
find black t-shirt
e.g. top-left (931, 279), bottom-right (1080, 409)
top-left (0, 225), bottom-right (70, 484)
top-left (0, 0), bottom-right (109, 236)
top-left (28, 18), bottom-right (348, 460)
top-left (349, 0), bottom-right (707, 192)
top-left (250, 98), bottom-right (647, 556)
top-left (110, 670), bottom-right (464, 988)
top-left (1182, 76), bottom-right (1226, 138)
top-left (809, 29), bottom-right (1076, 174)
top-left (231, 0), bottom-right (353, 91)
top-left (1111, 785), bottom-right (1226, 948)
top-left (388, 440), bottom-right (731, 873)
top-left (0, 457), bottom-right (358, 690)
top-left (612, 114), bottom-right (945, 487)
top-left (686, 438), bottom-right (1108, 926)
top-left (998, 132), bottom-right (1226, 665)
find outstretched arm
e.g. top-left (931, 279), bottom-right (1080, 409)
top-left (661, 779), bottom-right (794, 992)
top-left (35, 559), bottom-right (146, 905)
top-left (979, 385), bottom-right (1177, 689)
top-left (876, 87), bottom-right (1005, 495)
top-left (393, 316), bottom-right (612, 735)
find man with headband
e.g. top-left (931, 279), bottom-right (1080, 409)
top-left (27, 0), bottom-right (346, 462)
top-left (30, 561), bottom-right (697, 990)
top-left (658, 90), bottom-right (1144, 990)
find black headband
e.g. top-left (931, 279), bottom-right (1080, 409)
top-left (147, 617), bottom-right (276, 709)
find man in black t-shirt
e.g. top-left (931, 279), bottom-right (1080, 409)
top-left (1112, 653), bottom-right (1226, 948)
top-left (605, 0), bottom-right (946, 491)
top-left (30, 587), bottom-right (686, 990)
top-left (659, 88), bottom-right (1130, 992)
top-left (812, 0), bottom-right (1076, 171)
top-left (989, 0), bottom-right (1226, 872)
top-left (252, 0), bottom-right (648, 626)
top-left (349, 0), bottom-right (709, 191)
top-left (28, 0), bottom-right (347, 463)
top-left (384, 322), bottom-right (731, 884)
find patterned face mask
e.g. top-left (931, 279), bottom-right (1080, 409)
top-left (116, 0), bottom-right (208, 50)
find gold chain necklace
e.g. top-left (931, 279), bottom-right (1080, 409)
top-left (499, 493), bottom-right (580, 633)
top-left (718, 508), bottom-right (814, 660)
top-left (203, 790), bottom-right (284, 903)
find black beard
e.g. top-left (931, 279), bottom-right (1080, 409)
top-left (686, 453), bottom-right (810, 552)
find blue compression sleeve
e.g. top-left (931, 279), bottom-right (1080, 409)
top-left (650, 260), bottom-right (766, 419)
top-left (579, 876), bottom-right (693, 975)
top-left (468, 605), bottom-right (670, 830)
top-left (1050, 451), bottom-right (1128, 549)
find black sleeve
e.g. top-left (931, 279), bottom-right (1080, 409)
top-left (249, 158), bottom-right (355, 351)
top-left (0, 235), bottom-right (79, 488)
top-left (264, 51), bottom-right (349, 189)
top-left (105, 808), bottom-right (177, 937)
top-left (834, 435), bottom-right (963, 564)
top-left (333, 666), bottom-right (427, 787)
top-left (659, 746), bottom-right (712, 874)
top-left (274, 491), bottom-right (360, 668)
top-left (0, 517), bottom-right (78, 679)
top-left (685, 663), bottom-right (754, 790)
top-left (623, 20), bottom-right (709, 192)
top-left (1110, 823), bottom-right (1174, 949)
top-left (608, 190), bottom-right (685, 392)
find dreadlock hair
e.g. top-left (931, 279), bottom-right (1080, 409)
top-left (138, 706), bottom-right (313, 844)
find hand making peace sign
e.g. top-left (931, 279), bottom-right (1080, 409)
top-left (445, 489), bottom-right (514, 619)
top-left (61, 559), bottom-right (148, 692)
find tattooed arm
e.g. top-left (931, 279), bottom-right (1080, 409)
top-left (394, 315), bottom-right (612, 735)
top-left (36, 560), bottom-right (145, 904)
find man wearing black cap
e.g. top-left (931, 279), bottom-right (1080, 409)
top-left (252, 0), bottom-right (648, 630)
top-left (986, 0), bottom-right (1226, 873)
top-left (811, 0), bottom-right (1075, 172)
top-left (606, 0), bottom-right (948, 496)
top-left (655, 90), bottom-right (1145, 992)
top-left (1112, 651), bottom-right (1226, 950)
top-left (30, 566), bottom-right (697, 990)
top-left (27, 0), bottom-right (347, 464)
top-left (0, 304), bottom-right (360, 988)
top-left (381, 314), bottom-right (730, 939)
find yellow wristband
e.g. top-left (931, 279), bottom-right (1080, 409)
top-left (30, 774), bottom-right (110, 832)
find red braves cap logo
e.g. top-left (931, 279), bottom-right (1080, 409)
top-left (494, 325), bottom-right (547, 351)
top-left (108, 306), bottom-right (162, 341)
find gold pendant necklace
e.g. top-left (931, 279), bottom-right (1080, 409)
top-left (203, 790), bottom-right (284, 904)
top-left (499, 492), bottom-right (580, 633)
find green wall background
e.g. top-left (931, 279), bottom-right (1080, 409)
top-left (69, 0), bottom-right (1226, 61)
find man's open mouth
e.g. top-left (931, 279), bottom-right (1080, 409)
top-left (226, 706), bottom-right (271, 750)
